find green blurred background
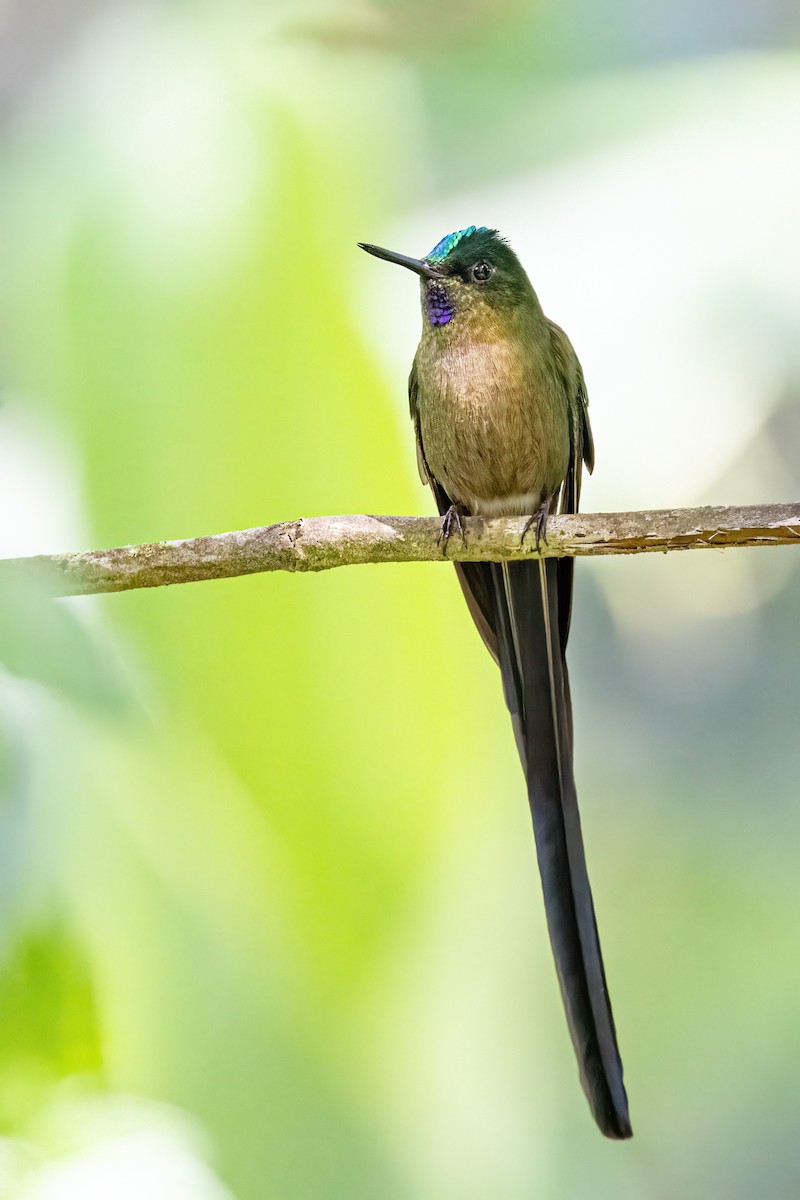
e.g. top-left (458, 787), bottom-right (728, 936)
top-left (1, 1), bottom-right (800, 1196)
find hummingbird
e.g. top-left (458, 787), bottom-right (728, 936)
top-left (359, 226), bottom-right (631, 1139)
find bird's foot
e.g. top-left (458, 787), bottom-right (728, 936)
top-left (521, 499), bottom-right (550, 553)
top-left (438, 503), bottom-right (469, 555)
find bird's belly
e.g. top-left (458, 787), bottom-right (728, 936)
top-left (473, 491), bottom-right (542, 517)
top-left (417, 343), bottom-right (570, 516)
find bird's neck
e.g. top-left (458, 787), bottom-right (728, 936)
top-left (420, 294), bottom-right (548, 355)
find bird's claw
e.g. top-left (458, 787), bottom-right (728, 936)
top-left (438, 503), bottom-right (468, 555)
top-left (521, 501), bottom-right (550, 553)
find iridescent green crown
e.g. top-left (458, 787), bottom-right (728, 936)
top-left (426, 226), bottom-right (489, 263)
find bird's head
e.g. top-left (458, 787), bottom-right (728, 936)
top-left (359, 226), bottom-right (534, 330)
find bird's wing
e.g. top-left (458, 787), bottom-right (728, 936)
top-left (408, 354), bottom-right (433, 487)
top-left (547, 319), bottom-right (594, 649)
top-left (410, 357), bottom-right (500, 661)
top-left (546, 318), bottom-right (594, 511)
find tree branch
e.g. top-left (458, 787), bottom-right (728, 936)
top-left (2, 503), bottom-right (799, 598)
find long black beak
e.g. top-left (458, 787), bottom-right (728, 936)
top-left (358, 242), bottom-right (443, 279)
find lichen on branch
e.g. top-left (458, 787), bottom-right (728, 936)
top-left (2, 504), bottom-right (799, 598)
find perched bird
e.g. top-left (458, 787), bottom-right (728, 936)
top-left (359, 226), bottom-right (631, 1139)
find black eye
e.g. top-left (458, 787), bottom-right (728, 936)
top-left (471, 261), bottom-right (493, 282)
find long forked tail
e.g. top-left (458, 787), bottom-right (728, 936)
top-left (491, 558), bottom-right (631, 1139)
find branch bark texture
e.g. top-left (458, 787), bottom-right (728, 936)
top-left (3, 503), bottom-right (799, 598)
